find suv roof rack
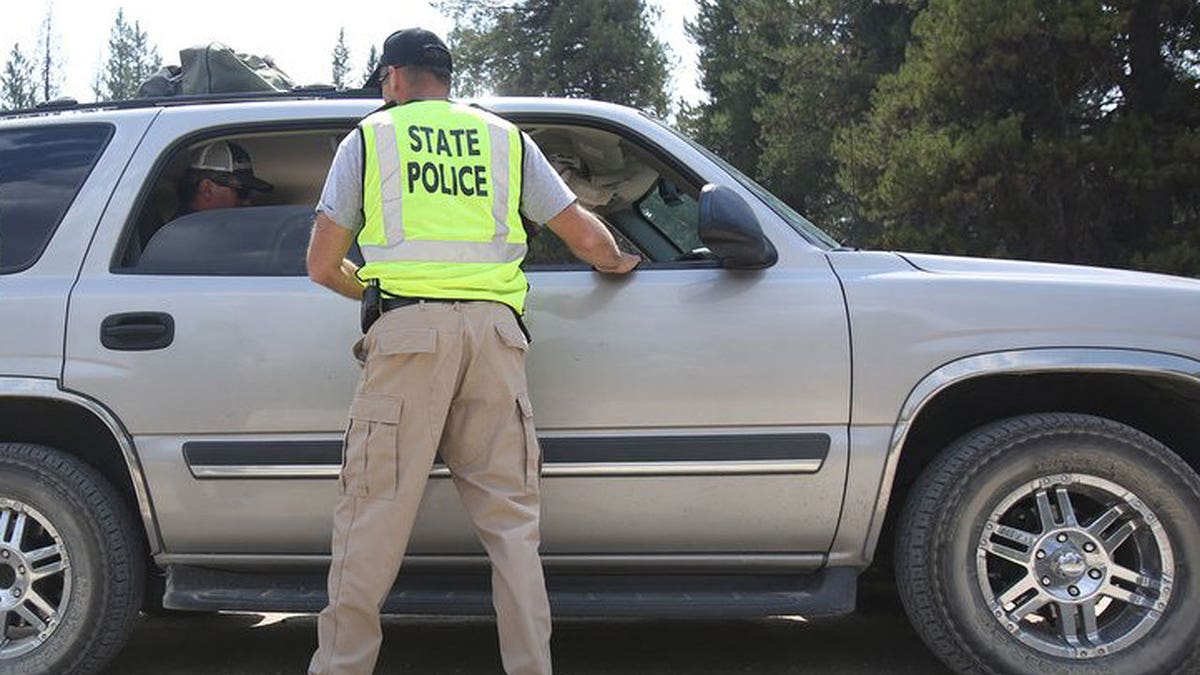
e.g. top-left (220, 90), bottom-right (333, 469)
top-left (1, 87), bottom-right (380, 119)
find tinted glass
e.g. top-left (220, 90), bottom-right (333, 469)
top-left (132, 204), bottom-right (362, 276)
top-left (0, 124), bottom-right (113, 272)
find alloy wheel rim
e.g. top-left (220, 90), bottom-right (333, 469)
top-left (0, 499), bottom-right (71, 659)
top-left (976, 473), bottom-right (1173, 660)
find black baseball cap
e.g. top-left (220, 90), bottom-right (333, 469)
top-left (365, 28), bottom-right (453, 88)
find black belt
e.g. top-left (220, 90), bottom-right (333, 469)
top-left (378, 295), bottom-right (533, 344)
top-left (381, 296), bottom-right (473, 312)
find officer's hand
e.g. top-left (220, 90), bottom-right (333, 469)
top-left (594, 252), bottom-right (641, 275)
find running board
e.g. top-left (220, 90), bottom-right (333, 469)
top-left (163, 565), bottom-right (858, 618)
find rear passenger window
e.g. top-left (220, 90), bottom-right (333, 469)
top-left (117, 129), bottom-right (353, 275)
top-left (0, 124), bottom-right (113, 273)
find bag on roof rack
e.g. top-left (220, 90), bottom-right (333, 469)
top-left (136, 42), bottom-right (295, 98)
top-left (138, 65), bottom-right (184, 97)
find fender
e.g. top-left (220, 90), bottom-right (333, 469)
top-left (0, 376), bottom-right (163, 555)
top-left (862, 347), bottom-right (1200, 561)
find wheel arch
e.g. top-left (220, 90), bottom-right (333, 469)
top-left (864, 348), bottom-right (1200, 565)
top-left (0, 377), bottom-right (162, 556)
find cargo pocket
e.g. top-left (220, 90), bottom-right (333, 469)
top-left (495, 322), bottom-right (528, 352)
top-left (342, 394), bottom-right (402, 500)
top-left (516, 393), bottom-right (541, 490)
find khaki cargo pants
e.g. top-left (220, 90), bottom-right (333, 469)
top-left (309, 301), bottom-right (551, 675)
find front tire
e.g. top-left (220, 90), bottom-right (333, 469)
top-left (0, 443), bottom-right (144, 675)
top-left (896, 414), bottom-right (1200, 674)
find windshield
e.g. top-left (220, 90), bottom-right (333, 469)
top-left (654, 117), bottom-right (842, 250)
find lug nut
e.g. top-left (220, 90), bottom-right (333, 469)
top-left (1089, 569), bottom-right (1102, 580)
top-left (1, 551), bottom-right (8, 559)
top-left (12, 589), bottom-right (20, 598)
top-left (16, 566), bottom-right (23, 575)
top-left (1057, 533), bottom-right (1069, 543)
top-left (1042, 577), bottom-right (1053, 586)
top-left (1036, 550), bottom-right (1047, 560)
top-left (1083, 542), bottom-right (1096, 553)
top-left (1069, 586), bottom-right (1081, 597)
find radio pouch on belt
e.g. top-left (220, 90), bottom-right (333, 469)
top-left (361, 279), bottom-right (383, 334)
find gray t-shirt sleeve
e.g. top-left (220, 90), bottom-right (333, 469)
top-left (315, 127), bottom-right (576, 231)
top-left (519, 131), bottom-right (577, 224)
top-left (316, 130), bottom-right (364, 233)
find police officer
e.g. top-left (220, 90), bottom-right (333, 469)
top-left (305, 27), bottom-right (639, 675)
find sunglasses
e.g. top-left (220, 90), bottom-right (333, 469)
top-left (210, 175), bottom-right (253, 199)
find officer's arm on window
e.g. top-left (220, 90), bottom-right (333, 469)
top-left (546, 203), bottom-right (640, 274)
top-left (307, 213), bottom-right (366, 300)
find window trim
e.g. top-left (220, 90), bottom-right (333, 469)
top-left (524, 260), bottom-right (723, 273)
top-left (0, 122), bottom-right (115, 275)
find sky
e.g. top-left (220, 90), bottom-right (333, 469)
top-left (0, 0), bottom-right (703, 107)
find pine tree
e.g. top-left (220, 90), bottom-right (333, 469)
top-left (37, 5), bottom-right (64, 102)
top-left (361, 45), bottom-right (378, 88)
top-left (835, 0), bottom-right (1200, 275)
top-left (332, 28), bottom-right (351, 89)
top-left (683, 0), bottom-right (767, 186)
top-left (686, 0), bottom-right (918, 238)
top-left (439, 0), bottom-right (672, 116)
top-left (95, 9), bottom-right (162, 101)
top-left (1, 43), bottom-right (38, 111)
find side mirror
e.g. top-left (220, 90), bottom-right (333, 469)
top-left (698, 184), bottom-right (778, 270)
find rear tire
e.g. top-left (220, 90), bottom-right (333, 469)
top-left (896, 414), bottom-right (1200, 674)
top-left (0, 443), bottom-right (144, 675)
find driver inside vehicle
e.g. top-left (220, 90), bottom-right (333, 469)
top-left (174, 140), bottom-right (275, 218)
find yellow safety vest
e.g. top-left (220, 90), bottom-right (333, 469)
top-left (357, 99), bottom-right (527, 312)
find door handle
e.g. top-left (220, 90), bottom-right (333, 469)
top-left (100, 312), bottom-right (175, 351)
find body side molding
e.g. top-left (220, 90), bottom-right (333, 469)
top-left (182, 433), bottom-right (832, 479)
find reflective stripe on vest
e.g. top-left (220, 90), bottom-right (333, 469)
top-left (357, 100), bottom-right (527, 311)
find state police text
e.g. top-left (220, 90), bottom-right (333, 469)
top-left (406, 125), bottom-right (489, 198)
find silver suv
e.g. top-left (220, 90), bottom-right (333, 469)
top-left (2, 93), bottom-right (1199, 675)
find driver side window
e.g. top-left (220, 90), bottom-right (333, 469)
top-left (521, 123), bottom-right (710, 269)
